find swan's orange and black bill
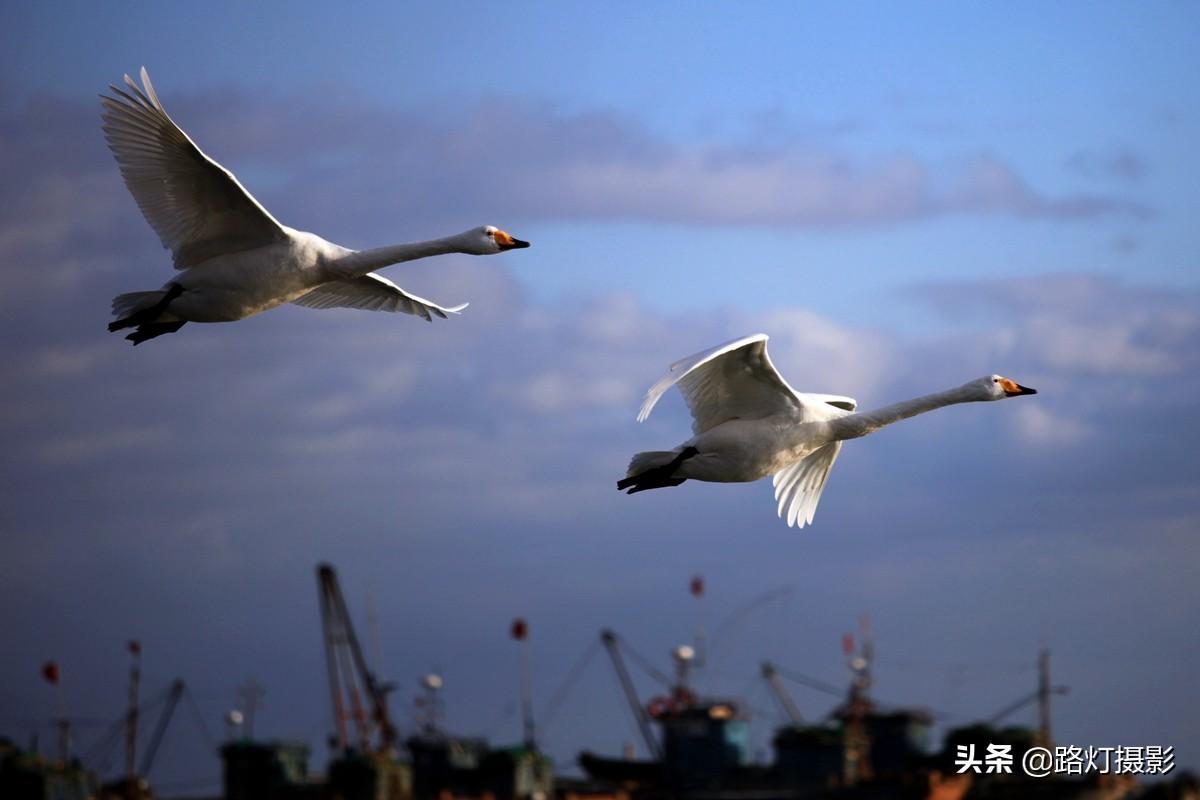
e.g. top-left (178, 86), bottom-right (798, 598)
top-left (1000, 378), bottom-right (1037, 396)
top-left (494, 230), bottom-right (530, 250)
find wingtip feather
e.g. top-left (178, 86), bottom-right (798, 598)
top-left (139, 67), bottom-right (163, 110)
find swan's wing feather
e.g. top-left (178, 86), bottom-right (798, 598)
top-left (772, 442), bottom-right (843, 528)
top-left (637, 333), bottom-right (803, 433)
top-left (100, 67), bottom-right (287, 269)
top-left (292, 273), bottom-right (468, 321)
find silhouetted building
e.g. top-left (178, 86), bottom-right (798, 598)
top-left (0, 738), bottom-right (101, 800)
top-left (221, 740), bottom-right (318, 800)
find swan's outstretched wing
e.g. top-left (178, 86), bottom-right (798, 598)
top-left (638, 333), bottom-right (804, 433)
top-left (796, 393), bottom-right (857, 412)
top-left (100, 67), bottom-right (288, 269)
top-left (773, 442), bottom-right (842, 528)
top-left (292, 273), bottom-right (468, 321)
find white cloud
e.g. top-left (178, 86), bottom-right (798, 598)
top-left (751, 308), bottom-right (894, 399)
top-left (908, 275), bottom-right (1200, 379)
top-left (37, 425), bottom-right (171, 464)
top-left (28, 342), bottom-right (115, 379)
top-left (1011, 403), bottom-right (1093, 447)
top-left (493, 370), bottom-right (637, 415)
top-left (1024, 315), bottom-right (1178, 376)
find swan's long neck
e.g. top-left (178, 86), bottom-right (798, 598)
top-left (829, 384), bottom-right (979, 442)
top-left (331, 235), bottom-right (468, 278)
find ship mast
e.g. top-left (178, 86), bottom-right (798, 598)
top-left (841, 616), bottom-right (873, 785)
top-left (986, 648), bottom-right (1068, 744)
top-left (125, 640), bottom-right (141, 785)
top-left (511, 618), bottom-right (536, 747)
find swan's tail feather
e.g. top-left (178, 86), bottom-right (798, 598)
top-left (617, 447), bottom-right (697, 494)
top-left (110, 291), bottom-right (167, 328)
top-left (626, 451), bottom-right (678, 476)
top-left (108, 284), bottom-right (185, 342)
top-left (109, 285), bottom-right (188, 344)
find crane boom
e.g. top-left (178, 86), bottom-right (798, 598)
top-left (139, 680), bottom-right (184, 777)
top-left (600, 629), bottom-right (660, 760)
top-left (760, 661), bottom-right (803, 725)
top-left (317, 564), bottom-right (398, 754)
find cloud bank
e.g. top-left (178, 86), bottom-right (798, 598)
top-left (0, 83), bottom-right (1147, 280)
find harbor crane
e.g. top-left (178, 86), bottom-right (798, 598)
top-left (138, 680), bottom-right (184, 778)
top-left (760, 661), bottom-right (804, 725)
top-left (84, 676), bottom-right (193, 798)
top-left (599, 629), bottom-right (662, 760)
top-left (317, 563), bottom-right (398, 755)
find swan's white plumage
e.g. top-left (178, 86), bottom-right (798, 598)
top-left (637, 333), bottom-right (855, 430)
top-left (101, 68), bottom-right (287, 269)
top-left (640, 334), bottom-right (789, 430)
top-left (773, 442), bottom-right (842, 528)
top-left (292, 273), bottom-right (468, 320)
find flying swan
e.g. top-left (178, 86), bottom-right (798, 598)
top-left (101, 68), bottom-right (530, 344)
top-left (618, 333), bottom-right (1037, 528)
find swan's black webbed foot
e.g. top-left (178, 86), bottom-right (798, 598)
top-left (126, 320), bottom-right (187, 345)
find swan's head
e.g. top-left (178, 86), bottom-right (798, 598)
top-left (967, 375), bottom-right (1038, 401)
top-left (460, 225), bottom-right (530, 255)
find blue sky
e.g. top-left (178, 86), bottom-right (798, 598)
top-left (1, 1), bottom-right (1198, 792)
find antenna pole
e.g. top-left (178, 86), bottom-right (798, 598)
top-left (986, 650), bottom-right (1068, 729)
top-left (690, 575), bottom-right (707, 669)
top-left (56, 719), bottom-right (70, 764)
top-left (367, 591), bottom-right (384, 678)
top-left (125, 641), bottom-right (141, 784)
top-left (511, 619), bottom-right (535, 747)
top-left (842, 619), bottom-right (874, 786)
top-left (520, 641), bottom-right (535, 747)
top-left (238, 678), bottom-right (265, 740)
top-left (1037, 649), bottom-right (1051, 745)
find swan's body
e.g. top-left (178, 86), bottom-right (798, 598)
top-left (618, 334), bottom-right (1037, 528)
top-left (101, 68), bottom-right (529, 344)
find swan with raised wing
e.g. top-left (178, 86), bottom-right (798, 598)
top-left (101, 68), bottom-right (529, 344)
top-left (618, 334), bottom-right (1037, 528)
